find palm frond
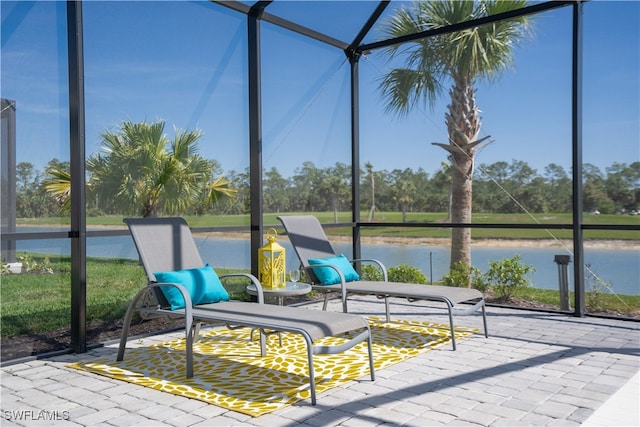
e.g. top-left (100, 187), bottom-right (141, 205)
top-left (42, 167), bottom-right (72, 213)
top-left (204, 176), bottom-right (237, 205)
top-left (378, 0), bottom-right (534, 119)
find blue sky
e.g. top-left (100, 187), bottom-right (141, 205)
top-left (1, 0), bottom-right (638, 179)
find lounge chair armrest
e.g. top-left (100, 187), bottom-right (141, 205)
top-left (351, 258), bottom-right (388, 281)
top-left (149, 282), bottom-right (194, 319)
top-left (304, 263), bottom-right (347, 284)
top-left (219, 273), bottom-right (264, 304)
top-left (117, 283), bottom-right (193, 365)
top-left (150, 282), bottom-right (194, 306)
top-left (304, 264), bottom-right (348, 304)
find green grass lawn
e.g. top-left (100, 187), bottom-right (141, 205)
top-left (0, 255), bottom-right (252, 338)
top-left (500, 287), bottom-right (639, 317)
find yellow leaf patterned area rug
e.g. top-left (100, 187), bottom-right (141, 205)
top-left (69, 317), bottom-right (478, 417)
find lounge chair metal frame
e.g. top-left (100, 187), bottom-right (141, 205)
top-left (278, 215), bottom-right (489, 350)
top-left (118, 217), bottom-right (375, 405)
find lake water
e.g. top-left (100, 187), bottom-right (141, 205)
top-left (14, 231), bottom-right (640, 295)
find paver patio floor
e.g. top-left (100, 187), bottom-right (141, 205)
top-left (2, 296), bottom-right (639, 426)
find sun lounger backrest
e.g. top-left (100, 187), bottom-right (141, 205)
top-left (278, 215), bottom-right (338, 283)
top-left (124, 217), bottom-right (204, 283)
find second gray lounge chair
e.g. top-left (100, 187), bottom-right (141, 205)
top-left (118, 217), bottom-right (374, 405)
top-left (278, 215), bottom-right (488, 350)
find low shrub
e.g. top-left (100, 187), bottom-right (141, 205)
top-left (442, 262), bottom-right (488, 292)
top-left (360, 264), bottom-right (384, 281)
top-left (359, 264), bottom-right (427, 284)
top-left (387, 264), bottom-right (427, 284)
top-left (485, 254), bottom-right (535, 302)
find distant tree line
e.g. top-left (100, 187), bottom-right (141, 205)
top-left (13, 158), bottom-right (639, 219)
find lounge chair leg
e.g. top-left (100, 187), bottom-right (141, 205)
top-left (117, 288), bottom-right (150, 361)
top-left (193, 322), bottom-right (202, 343)
top-left (367, 327), bottom-right (375, 381)
top-left (322, 294), bottom-right (329, 311)
top-left (482, 302), bottom-right (488, 338)
top-left (385, 297), bottom-right (391, 323)
top-left (447, 304), bottom-right (457, 351)
top-left (303, 337), bottom-right (317, 405)
top-left (259, 330), bottom-right (266, 357)
top-left (185, 315), bottom-right (194, 378)
top-left (116, 304), bottom-right (135, 361)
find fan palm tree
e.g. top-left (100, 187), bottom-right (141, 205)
top-left (45, 120), bottom-right (235, 217)
top-left (379, 0), bottom-right (533, 273)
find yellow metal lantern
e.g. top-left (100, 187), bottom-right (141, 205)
top-left (258, 228), bottom-right (286, 288)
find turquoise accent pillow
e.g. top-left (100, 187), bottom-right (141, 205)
top-left (153, 264), bottom-right (229, 310)
top-left (307, 254), bottom-right (360, 285)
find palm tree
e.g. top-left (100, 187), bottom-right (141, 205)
top-left (46, 120), bottom-right (235, 217)
top-left (364, 162), bottom-right (378, 221)
top-left (392, 178), bottom-right (417, 223)
top-left (379, 0), bottom-right (532, 273)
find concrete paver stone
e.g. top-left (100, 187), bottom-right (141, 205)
top-left (0, 298), bottom-right (637, 427)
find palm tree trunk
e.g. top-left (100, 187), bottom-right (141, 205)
top-left (450, 161), bottom-right (472, 269)
top-left (445, 76), bottom-right (480, 278)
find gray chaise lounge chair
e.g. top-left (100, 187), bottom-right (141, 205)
top-left (278, 215), bottom-right (488, 350)
top-left (118, 217), bottom-right (374, 405)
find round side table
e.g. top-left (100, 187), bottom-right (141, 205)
top-left (246, 282), bottom-right (312, 306)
